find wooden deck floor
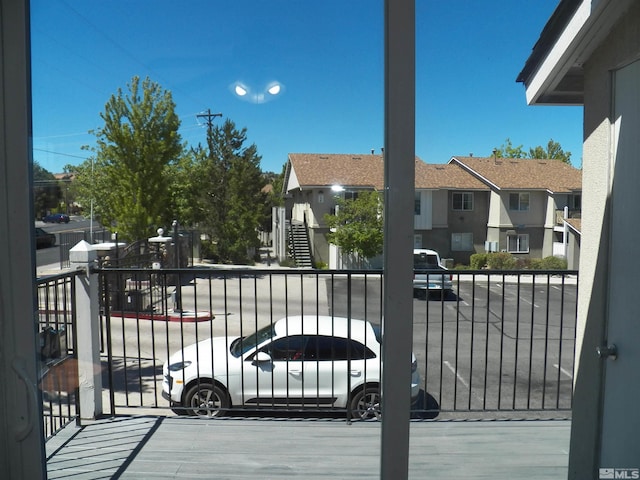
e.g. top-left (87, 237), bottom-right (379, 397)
top-left (46, 416), bottom-right (571, 479)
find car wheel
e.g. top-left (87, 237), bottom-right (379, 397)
top-left (350, 385), bottom-right (381, 420)
top-left (183, 382), bottom-right (229, 418)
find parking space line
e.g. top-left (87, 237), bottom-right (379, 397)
top-left (443, 360), bottom-right (469, 388)
top-left (553, 364), bottom-right (573, 379)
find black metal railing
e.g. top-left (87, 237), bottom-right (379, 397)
top-left (98, 267), bottom-right (577, 420)
top-left (37, 271), bottom-right (81, 438)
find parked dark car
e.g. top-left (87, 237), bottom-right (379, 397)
top-left (35, 227), bottom-right (56, 248)
top-left (42, 213), bottom-right (70, 223)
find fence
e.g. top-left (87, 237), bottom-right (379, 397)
top-left (98, 267), bottom-right (578, 420)
top-left (36, 271), bottom-right (81, 438)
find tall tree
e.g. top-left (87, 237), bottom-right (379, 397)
top-left (324, 190), bottom-right (384, 261)
top-left (492, 138), bottom-right (526, 158)
top-left (32, 161), bottom-right (61, 219)
top-left (528, 139), bottom-right (572, 164)
top-left (200, 119), bottom-right (267, 263)
top-left (74, 76), bottom-right (183, 241)
top-left (493, 138), bottom-right (572, 165)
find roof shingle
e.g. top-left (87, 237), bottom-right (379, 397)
top-left (450, 156), bottom-right (582, 193)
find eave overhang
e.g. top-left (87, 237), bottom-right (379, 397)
top-left (517, 0), bottom-right (634, 106)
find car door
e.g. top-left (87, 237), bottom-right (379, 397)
top-left (312, 336), bottom-right (378, 407)
top-left (243, 335), bottom-right (317, 406)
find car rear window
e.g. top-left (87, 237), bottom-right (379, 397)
top-left (414, 253), bottom-right (439, 269)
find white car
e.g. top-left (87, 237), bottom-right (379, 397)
top-left (162, 315), bottom-right (421, 419)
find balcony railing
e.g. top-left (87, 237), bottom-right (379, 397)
top-left (37, 271), bottom-right (81, 438)
top-left (97, 267), bottom-right (577, 420)
top-left (38, 266), bottom-right (578, 441)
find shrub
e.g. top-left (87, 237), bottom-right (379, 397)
top-left (470, 253), bottom-right (488, 270)
top-left (486, 252), bottom-right (517, 270)
top-left (532, 256), bottom-right (568, 270)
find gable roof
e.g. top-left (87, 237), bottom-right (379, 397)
top-left (287, 153), bottom-right (385, 190)
top-left (285, 153), bottom-right (489, 192)
top-left (449, 156), bottom-right (582, 193)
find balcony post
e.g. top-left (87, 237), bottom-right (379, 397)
top-left (70, 241), bottom-right (103, 419)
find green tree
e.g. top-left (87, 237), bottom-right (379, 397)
top-left (74, 76), bottom-right (183, 241)
top-left (528, 139), bottom-right (572, 164)
top-left (493, 138), bottom-right (572, 165)
top-left (324, 190), bottom-right (384, 260)
top-left (492, 138), bottom-right (526, 158)
top-left (199, 119), bottom-right (267, 263)
top-left (32, 161), bottom-right (61, 219)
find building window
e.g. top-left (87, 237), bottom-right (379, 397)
top-left (452, 192), bottom-right (473, 211)
top-left (344, 191), bottom-right (358, 201)
top-left (571, 194), bottom-right (581, 210)
top-left (414, 191), bottom-right (421, 215)
top-left (507, 233), bottom-right (529, 253)
top-left (509, 192), bottom-right (530, 211)
top-left (451, 232), bottom-right (473, 251)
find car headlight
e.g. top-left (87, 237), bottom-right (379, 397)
top-left (168, 360), bottom-right (192, 372)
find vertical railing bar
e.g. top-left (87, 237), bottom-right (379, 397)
top-left (423, 272), bottom-right (431, 410)
top-left (223, 273), bottom-right (231, 411)
top-left (527, 275), bottom-right (536, 410)
top-left (238, 273), bottom-right (246, 410)
top-left (253, 272), bottom-right (259, 408)
top-left (468, 271), bottom-right (476, 411)
top-left (70, 273), bottom-right (81, 425)
top-left (299, 271), bottom-right (304, 408)
top-left (148, 270), bottom-right (159, 407)
top-left (346, 271), bottom-right (352, 422)
top-left (438, 274), bottom-right (445, 411)
top-left (160, 272), bottom-right (173, 413)
top-left (268, 272), bottom-right (276, 409)
top-left (135, 301), bottom-right (144, 407)
top-left (542, 274), bottom-right (552, 409)
top-left (104, 273), bottom-right (116, 415)
top-left (452, 272), bottom-right (462, 411)
top-left (483, 272), bottom-right (490, 410)
top-left (497, 277), bottom-right (506, 410)
top-left (512, 277), bottom-right (521, 410)
top-left (316, 272), bottom-right (321, 407)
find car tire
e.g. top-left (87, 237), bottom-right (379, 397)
top-left (183, 381), bottom-right (229, 418)
top-left (350, 385), bottom-right (381, 420)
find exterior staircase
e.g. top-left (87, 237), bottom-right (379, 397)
top-left (288, 221), bottom-right (313, 268)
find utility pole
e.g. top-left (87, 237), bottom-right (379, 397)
top-left (197, 109), bottom-right (222, 136)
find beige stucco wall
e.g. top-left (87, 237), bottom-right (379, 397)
top-left (567, 3), bottom-right (640, 476)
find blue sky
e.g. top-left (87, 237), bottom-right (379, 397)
top-left (30, 1), bottom-right (582, 175)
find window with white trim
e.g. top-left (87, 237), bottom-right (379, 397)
top-left (452, 192), bottom-right (473, 211)
top-left (509, 192), bottom-right (529, 211)
top-left (451, 232), bottom-right (473, 251)
top-left (507, 233), bottom-right (529, 253)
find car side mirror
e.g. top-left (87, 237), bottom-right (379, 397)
top-left (253, 351), bottom-right (272, 364)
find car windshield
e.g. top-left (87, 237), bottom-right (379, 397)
top-left (229, 323), bottom-right (276, 358)
top-left (414, 253), bottom-right (439, 269)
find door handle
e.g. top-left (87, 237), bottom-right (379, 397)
top-left (289, 369), bottom-right (302, 376)
top-left (350, 370), bottom-right (362, 377)
top-left (596, 344), bottom-right (618, 361)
